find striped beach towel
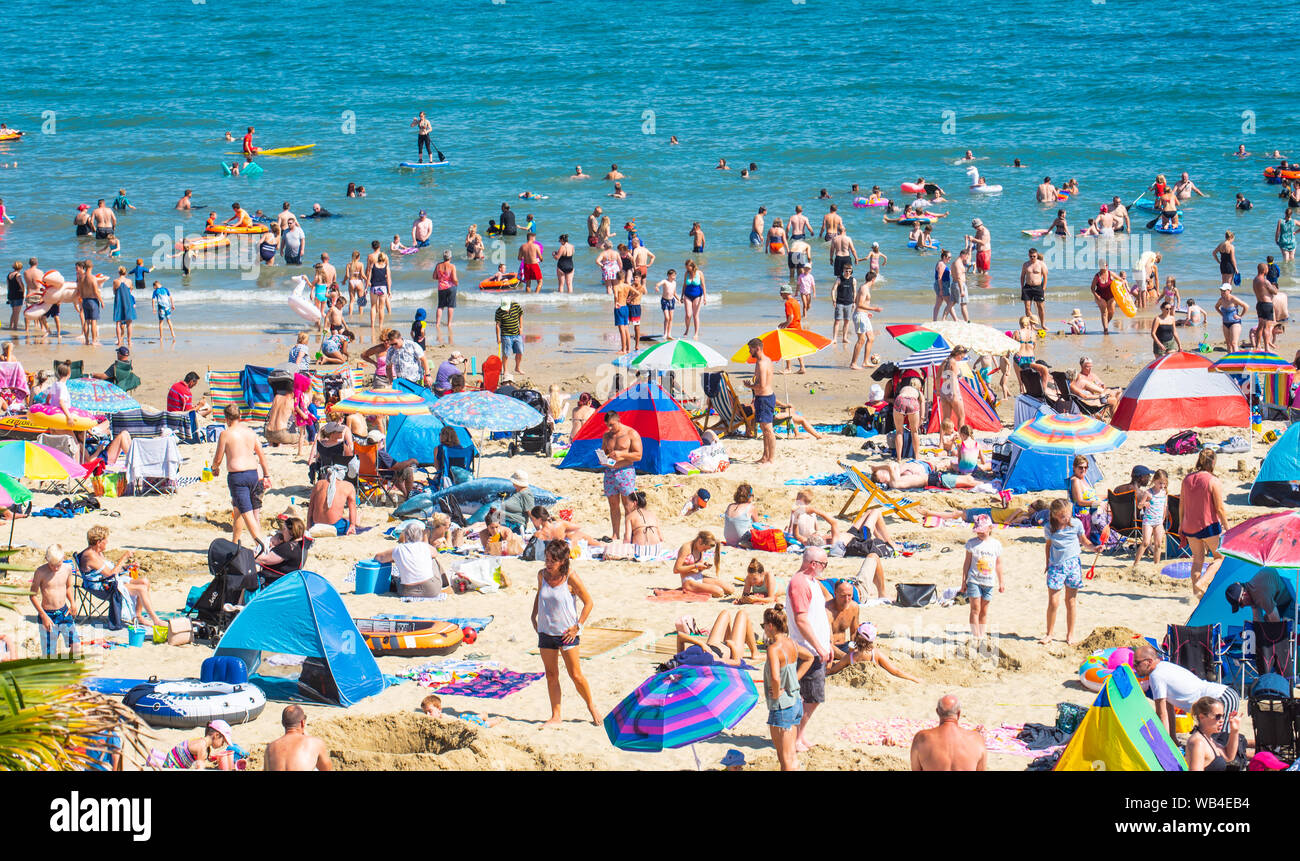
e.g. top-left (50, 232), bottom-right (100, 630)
top-left (309, 365), bottom-right (367, 400)
top-left (206, 368), bottom-right (247, 416)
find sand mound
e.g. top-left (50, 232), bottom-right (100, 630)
top-left (283, 712), bottom-right (602, 771)
top-left (1076, 626), bottom-right (1145, 654)
top-left (746, 746), bottom-right (909, 771)
top-left (827, 661), bottom-right (893, 693)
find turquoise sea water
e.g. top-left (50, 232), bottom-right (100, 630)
top-left (0, 0), bottom-right (1296, 358)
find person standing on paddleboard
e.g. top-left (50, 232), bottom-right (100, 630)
top-left (410, 111), bottom-right (434, 163)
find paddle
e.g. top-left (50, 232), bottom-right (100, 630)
top-left (433, 143), bottom-right (446, 163)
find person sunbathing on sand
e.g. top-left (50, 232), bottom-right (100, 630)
top-left (787, 490), bottom-right (841, 546)
top-left (673, 531), bottom-right (733, 597)
top-left (871, 460), bottom-right (977, 491)
top-left (529, 506), bottom-right (600, 546)
top-left (673, 608), bottom-right (758, 664)
top-left (916, 499), bottom-right (1050, 527)
top-left (736, 558), bottom-right (781, 604)
top-left (827, 622), bottom-right (920, 683)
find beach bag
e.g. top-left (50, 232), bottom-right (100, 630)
top-left (1163, 430), bottom-right (1200, 455)
top-left (98, 473), bottom-right (125, 498)
top-left (895, 583), bottom-right (937, 607)
top-left (749, 528), bottom-right (787, 553)
top-left (520, 533), bottom-right (543, 562)
top-left (166, 617), bottom-right (192, 647)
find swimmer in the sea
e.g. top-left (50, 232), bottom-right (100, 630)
top-left (716, 158), bottom-right (730, 170)
top-left (571, 165), bottom-right (588, 179)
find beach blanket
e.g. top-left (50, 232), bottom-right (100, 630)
top-left (648, 587), bottom-right (711, 603)
top-left (529, 626), bottom-right (643, 658)
top-left (784, 473), bottom-right (851, 487)
top-left (432, 669), bottom-right (544, 699)
top-left (835, 718), bottom-right (1055, 757)
top-left (396, 658), bottom-right (502, 688)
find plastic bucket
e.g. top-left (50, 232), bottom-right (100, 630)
top-left (373, 562), bottom-right (393, 594)
top-left (127, 626), bottom-right (148, 647)
top-left (354, 561), bottom-right (379, 594)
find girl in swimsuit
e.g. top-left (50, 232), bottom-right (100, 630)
top-left (553, 234), bottom-right (575, 292)
top-left (162, 722), bottom-right (231, 770)
top-left (866, 243), bottom-right (887, 274)
top-left (367, 249), bottom-right (390, 338)
top-left (596, 242), bottom-right (620, 293)
top-left (1215, 285), bottom-right (1248, 351)
top-left (673, 531), bottom-right (732, 597)
top-left (826, 622), bottom-right (921, 682)
top-left (465, 224), bottom-right (485, 260)
top-left (680, 258), bottom-right (706, 338)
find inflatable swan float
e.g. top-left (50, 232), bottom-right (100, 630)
top-left (966, 166), bottom-right (1002, 194)
top-left (289, 275), bottom-right (323, 323)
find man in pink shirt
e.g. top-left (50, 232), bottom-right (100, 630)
top-left (787, 546), bottom-right (832, 752)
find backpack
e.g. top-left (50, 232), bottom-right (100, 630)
top-left (1163, 430), bottom-right (1200, 455)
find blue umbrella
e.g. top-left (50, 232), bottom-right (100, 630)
top-left (65, 378), bottom-right (139, 414)
top-left (604, 664), bottom-right (757, 753)
top-left (429, 391), bottom-right (542, 432)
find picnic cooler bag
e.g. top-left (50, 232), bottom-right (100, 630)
top-left (895, 583), bottom-right (938, 607)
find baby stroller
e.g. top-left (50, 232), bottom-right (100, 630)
top-left (190, 539), bottom-right (259, 643)
top-left (507, 387), bottom-right (554, 457)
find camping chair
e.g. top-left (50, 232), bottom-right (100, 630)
top-left (72, 550), bottom-right (131, 630)
top-left (701, 372), bottom-right (755, 438)
top-left (835, 460), bottom-right (921, 523)
top-left (124, 435), bottom-right (180, 495)
top-left (1050, 370), bottom-right (1109, 419)
top-left (1247, 674), bottom-right (1298, 761)
top-left (1163, 623), bottom-right (1228, 683)
top-left (54, 360), bottom-right (84, 381)
top-left (1243, 620), bottom-right (1294, 690)
top-left (432, 429), bottom-right (478, 489)
top-left (1018, 366), bottom-right (1074, 417)
top-left (351, 442), bottom-right (399, 505)
top-left (1164, 494), bottom-right (1192, 559)
top-left (36, 433), bottom-right (93, 495)
top-left (1105, 489), bottom-right (1142, 540)
top-left (1261, 371), bottom-right (1299, 421)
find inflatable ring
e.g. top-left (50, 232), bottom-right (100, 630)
top-left (852, 197), bottom-right (868, 208)
top-left (900, 182), bottom-right (926, 194)
top-left (27, 404), bottom-right (98, 432)
top-left (204, 224), bottom-right (269, 235)
top-left (1111, 279), bottom-right (1137, 318)
top-left (479, 274), bottom-right (519, 291)
top-left (1056, 192), bottom-right (1070, 200)
top-left (1264, 166), bottom-right (1300, 181)
top-left (125, 680), bottom-right (266, 729)
top-left (1078, 647), bottom-right (1149, 692)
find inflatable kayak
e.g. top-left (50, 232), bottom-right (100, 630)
top-left (0, 415), bottom-right (47, 436)
top-left (480, 274), bottom-right (519, 291)
top-left (124, 680), bottom-right (266, 729)
top-left (1264, 166), bottom-right (1300, 182)
top-left (0, 132), bottom-right (22, 142)
top-left (393, 477), bottom-right (559, 521)
top-left (205, 224), bottom-right (269, 235)
top-left (356, 618), bottom-right (464, 657)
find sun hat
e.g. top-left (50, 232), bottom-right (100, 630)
top-left (499, 299), bottom-right (511, 309)
top-left (869, 383), bottom-right (885, 401)
top-left (366, 429), bottom-right (385, 443)
top-left (720, 749), bottom-right (746, 768)
top-left (971, 513), bottom-right (993, 533)
top-left (509, 470), bottom-right (528, 487)
top-left (321, 421), bottom-right (345, 434)
top-left (449, 351), bottom-right (466, 362)
top-left (856, 622), bottom-right (877, 642)
top-left (207, 719), bottom-right (233, 744)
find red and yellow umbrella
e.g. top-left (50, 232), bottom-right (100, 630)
top-left (731, 328), bottom-right (831, 364)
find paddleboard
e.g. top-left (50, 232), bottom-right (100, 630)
top-left (1021, 229), bottom-right (1050, 237)
top-left (399, 160), bottom-right (450, 168)
top-left (85, 677), bottom-right (153, 696)
top-left (906, 241), bottom-right (941, 251)
top-left (225, 144), bottom-right (315, 156)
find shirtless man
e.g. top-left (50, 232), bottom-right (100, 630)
top-left (819, 204), bottom-right (843, 239)
top-left (600, 411), bottom-right (643, 537)
top-left (787, 205), bottom-right (812, 242)
top-left (22, 257), bottom-right (43, 334)
top-left (30, 544), bottom-right (80, 658)
top-left (630, 238), bottom-right (655, 289)
top-left (517, 232), bottom-right (544, 293)
top-left (571, 165), bottom-right (589, 179)
top-left (965, 219), bottom-right (991, 272)
top-left (1035, 176), bottom-right (1058, 203)
top-left (276, 202), bottom-right (294, 234)
top-left (910, 695), bottom-right (987, 771)
top-left (409, 111), bottom-right (434, 163)
top-left (1173, 171), bottom-right (1207, 201)
top-left (264, 706), bottom-right (332, 771)
top-left (176, 189), bottom-right (194, 211)
top-left (412, 210), bottom-right (433, 247)
top-left (1019, 247), bottom-right (1049, 328)
top-left (77, 259), bottom-right (107, 345)
top-left (1109, 196), bottom-right (1131, 232)
top-left (307, 467), bottom-right (360, 535)
top-left (1252, 262), bottom-right (1279, 352)
top-left (586, 206), bottom-right (603, 246)
top-left (210, 404), bottom-right (272, 553)
top-left (952, 248), bottom-right (971, 323)
top-left (317, 251), bottom-right (337, 294)
top-left (265, 390), bottom-right (298, 447)
top-left (826, 580), bottom-right (860, 648)
top-left (743, 338), bottom-right (776, 464)
top-left (750, 207), bottom-right (766, 247)
top-left (90, 199), bottom-right (116, 240)
top-left (1090, 261), bottom-right (1117, 334)
top-left (609, 181), bottom-right (627, 199)
top-left (224, 201), bottom-right (252, 228)
top-left (828, 230), bottom-right (859, 279)
top-left (849, 271), bottom-right (882, 370)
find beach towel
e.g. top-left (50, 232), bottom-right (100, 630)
top-left (240, 365), bottom-right (273, 421)
top-left (432, 668), bottom-right (544, 699)
top-left (529, 626), bottom-right (643, 658)
top-left (784, 473), bottom-right (851, 487)
top-left (648, 587), bottom-right (711, 603)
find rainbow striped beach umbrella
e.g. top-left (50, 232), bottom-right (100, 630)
top-left (1008, 412), bottom-right (1127, 456)
top-left (731, 328), bottom-right (831, 364)
top-left (0, 441), bottom-right (88, 481)
top-left (331, 388), bottom-right (432, 416)
top-left (626, 338), bottom-right (729, 371)
top-left (604, 664), bottom-right (757, 753)
top-left (1209, 351), bottom-right (1298, 374)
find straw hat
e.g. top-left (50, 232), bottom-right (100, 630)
top-left (509, 470), bottom-right (529, 487)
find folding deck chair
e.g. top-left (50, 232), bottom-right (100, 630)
top-left (1105, 488), bottom-right (1142, 541)
top-left (700, 372), bottom-right (755, 438)
top-left (835, 460), bottom-right (920, 523)
top-left (72, 550), bottom-right (131, 630)
top-left (351, 442), bottom-right (400, 505)
top-left (1164, 494), bottom-right (1192, 559)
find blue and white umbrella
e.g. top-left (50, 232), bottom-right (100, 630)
top-left (65, 378), bottom-right (139, 414)
top-left (430, 391), bottom-right (542, 431)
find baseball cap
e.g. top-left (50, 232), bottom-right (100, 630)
top-left (1248, 751), bottom-right (1288, 771)
top-left (720, 749), bottom-right (746, 768)
top-left (1220, 284), bottom-right (1233, 291)
top-left (1131, 465), bottom-right (1152, 478)
top-left (1225, 582), bottom-right (1247, 612)
top-left (856, 622), bottom-right (877, 641)
top-left (695, 488), bottom-right (710, 501)
top-left (510, 470), bottom-right (528, 486)
top-left (116, 346), bottom-right (130, 358)
top-left (366, 429), bottom-right (385, 443)
top-left (207, 719), bottom-right (233, 744)
top-left (971, 513), bottom-right (993, 533)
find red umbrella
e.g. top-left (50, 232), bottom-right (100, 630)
top-left (1219, 511), bottom-right (1300, 567)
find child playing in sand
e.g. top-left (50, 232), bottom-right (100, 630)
top-left (1041, 498), bottom-right (1097, 646)
top-left (960, 514), bottom-right (1004, 641)
top-left (150, 280), bottom-right (175, 343)
top-left (1133, 469), bottom-right (1168, 570)
top-left (938, 418), bottom-right (959, 458)
top-left (786, 490), bottom-right (841, 546)
top-left (655, 269), bottom-right (677, 340)
top-left (1066, 308), bottom-right (1086, 334)
top-left (421, 694), bottom-right (500, 728)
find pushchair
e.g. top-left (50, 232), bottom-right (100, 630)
top-left (190, 539), bottom-right (259, 643)
top-left (507, 387), bottom-right (554, 457)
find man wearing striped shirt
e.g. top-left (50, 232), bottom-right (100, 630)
top-left (494, 298), bottom-right (524, 373)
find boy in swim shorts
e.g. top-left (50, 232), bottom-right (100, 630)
top-left (656, 269), bottom-right (677, 340)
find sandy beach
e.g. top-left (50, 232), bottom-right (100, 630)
top-left (0, 327), bottom-right (1285, 771)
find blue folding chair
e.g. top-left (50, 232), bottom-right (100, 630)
top-left (432, 428), bottom-right (478, 489)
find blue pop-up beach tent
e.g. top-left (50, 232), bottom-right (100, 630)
top-left (215, 571), bottom-right (384, 707)
top-left (1250, 421), bottom-right (1300, 507)
top-left (1002, 443), bottom-right (1102, 494)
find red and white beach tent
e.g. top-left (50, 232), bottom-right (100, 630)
top-left (1111, 352), bottom-right (1249, 431)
